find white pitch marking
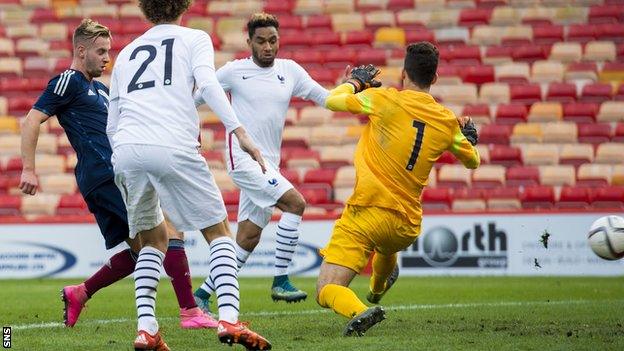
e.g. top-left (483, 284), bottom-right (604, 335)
top-left (11, 299), bottom-right (622, 330)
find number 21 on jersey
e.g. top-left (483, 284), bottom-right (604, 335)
top-left (406, 120), bottom-right (425, 171)
top-left (127, 38), bottom-right (174, 93)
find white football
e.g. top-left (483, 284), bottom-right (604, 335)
top-left (588, 215), bottom-right (624, 260)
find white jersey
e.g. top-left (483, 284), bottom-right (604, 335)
top-left (107, 24), bottom-right (240, 153)
top-left (217, 58), bottom-right (328, 167)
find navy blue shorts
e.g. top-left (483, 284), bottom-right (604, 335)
top-left (84, 179), bottom-right (129, 249)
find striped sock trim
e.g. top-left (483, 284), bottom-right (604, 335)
top-left (209, 237), bottom-right (239, 324)
top-left (134, 246), bottom-right (164, 335)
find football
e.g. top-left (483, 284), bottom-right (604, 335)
top-left (588, 215), bottom-right (624, 260)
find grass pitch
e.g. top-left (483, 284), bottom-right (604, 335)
top-left (1, 276), bottom-right (623, 350)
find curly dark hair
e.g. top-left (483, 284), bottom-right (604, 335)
top-left (247, 12), bottom-right (279, 38)
top-left (138, 0), bottom-right (191, 24)
top-left (404, 42), bottom-right (439, 89)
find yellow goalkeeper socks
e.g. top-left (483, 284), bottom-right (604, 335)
top-left (370, 252), bottom-right (397, 294)
top-left (318, 284), bottom-right (368, 319)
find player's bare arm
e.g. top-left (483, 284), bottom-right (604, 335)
top-left (19, 109), bottom-right (51, 195)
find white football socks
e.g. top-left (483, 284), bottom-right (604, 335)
top-left (134, 246), bottom-right (164, 335)
top-left (208, 236), bottom-right (240, 323)
top-left (274, 212), bottom-right (302, 277)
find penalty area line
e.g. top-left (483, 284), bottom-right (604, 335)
top-left (12, 299), bottom-right (621, 330)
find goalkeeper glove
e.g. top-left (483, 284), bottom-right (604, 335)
top-left (347, 64), bottom-right (382, 93)
top-left (461, 118), bottom-right (478, 146)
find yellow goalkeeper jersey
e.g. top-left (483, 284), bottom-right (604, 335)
top-left (326, 83), bottom-right (480, 225)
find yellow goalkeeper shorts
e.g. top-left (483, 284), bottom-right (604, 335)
top-left (320, 205), bottom-right (421, 273)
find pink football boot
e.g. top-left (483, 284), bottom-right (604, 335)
top-left (61, 283), bottom-right (89, 327)
top-left (180, 307), bottom-right (218, 329)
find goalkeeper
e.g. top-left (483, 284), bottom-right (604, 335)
top-left (315, 42), bottom-right (480, 336)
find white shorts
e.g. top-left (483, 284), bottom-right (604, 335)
top-left (112, 144), bottom-right (227, 237)
top-left (228, 156), bottom-right (293, 228)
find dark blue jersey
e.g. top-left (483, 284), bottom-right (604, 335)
top-left (33, 69), bottom-right (114, 197)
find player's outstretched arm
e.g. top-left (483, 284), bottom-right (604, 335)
top-left (449, 120), bottom-right (480, 170)
top-left (19, 109), bottom-right (50, 195)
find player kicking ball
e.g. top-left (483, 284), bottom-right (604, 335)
top-left (19, 19), bottom-right (215, 331)
top-left (193, 13), bottom-right (329, 309)
top-left (316, 43), bottom-right (480, 336)
top-left (107, 1), bottom-right (270, 349)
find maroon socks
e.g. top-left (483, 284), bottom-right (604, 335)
top-left (163, 239), bottom-right (197, 310)
top-left (84, 248), bottom-right (137, 297)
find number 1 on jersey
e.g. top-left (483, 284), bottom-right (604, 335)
top-left (406, 120), bottom-right (425, 171)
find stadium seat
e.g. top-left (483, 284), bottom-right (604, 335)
top-left (435, 27), bottom-right (469, 45)
top-left (490, 145), bottom-right (522, 167)
top-left (539, 165), bottom-right (576, 186)
top-left (483, 46), bottom-right (513, 65)
top-left (555, 7), bottom-right (589, 26)
top-left (522, 144), bottom-right (559, 166)
top-left (522, 7), bottom-right (555, 26)
top-left (596, 101), bottom-right (624, 122)
top-left (599, 62), bottom-right (624, 82)
top-left (365, 11), bottom-right (396, 29)
top-left (0, 195), bottom-right (21, 215)
top-left (0, 57), bottom-right (22, 77)
top-left (580, 83), bottom-right (613, 103)
top-left (459, 8), bottom-right (492, 27)
top-left (545, 83), bottom-right (577, 103)
top-left (430, 84), bottom-right (478, 105)
top-left (495, 62), bottom-right (530, 83)
top-left (333, 166), bottom-right (355, 203)
top-left (460, 65), bottom-right (495, 85)
top-left (297, 183), bottom-right (332, 205)
top-left (437, 164), bottom-right (471, 188)
top-left (557, 186), bottom-right (591, 209)
top-left (591, 186), bottom-right (624, 209)
top-left (577, 164), bottom-right (612, 187)
top-left (595, 142), bottom-right (624, 164)
top-left (0, 116), bottom-right (18, 134)
top-left (565, 62), bottom-right (598, 82)
top-left (286, 149), bottom-right (320, 169)
top-left (373, 27), bottom-right (405, 48)
top-left (531, 60), bottom-right (565, 83)
top-left (0, 135), bottom-right (20, 155)
top-left (577, 123), bottom-right (612, 144)
top-left (584, 41), bottom-right (617, 61)
top-left (563, 102), bottom-right (598, 123)
top-left (461, 104), bottom-right (491, 125)
top-left (452, 188), bottom-right (486, 212)
top-left (549, 42), bottom-right (582, 63)
top-left (542, 122), bottom-right (577, 143)
top-left (613, 123), bottom-right (624, 142)
top-left (527, 102), bottom-right (562, 123)
top-left (510, 123), bottom-right (542, 143)
top-left (491, 7), bottom-right (521, 26)
top-left (303, 169), bottom-right (337, 186)
top-left (309, 126), bottom-right (346, 146)
top-left (472, 165), bottom-right (505, 188)
top-left (21, 193), bottom-right (60, 215)
top-left (325, 0), bottom-right (355, 14)
top-left (533, 25), bottom-right (564, 44)
top-left (39, 174), bottom-right (77, 194)
top-left (480, 124), bottom-right (512, 145)
top-left (486, 187), bottom-right (521, 210)
top-left (479, 83), bottom-right (510, 104)
top-left (297, 106), bottom-right (333, 126)
top-left (521, 186), bottom-right (555, 209)
top-left (612, 165), bottom-right (624, 186)
top-left (319, 145), bottom-right (356, 169)
top-left (421, 187), bottom-right (452, 211)
top-left (331, 13), bottom-right (364, 32)
top-left (495, 103), bottom-right (528, 125)
top-left (56, 193), bottom-right (89, 215)
top-left (471, 25), bottom-right (502, 45)
top-left (503, 26), bottom-right (534, 46)
top-left (559, 143), bottom-right (594, 167)
top-left (510, 84), bottom-right (542, 105)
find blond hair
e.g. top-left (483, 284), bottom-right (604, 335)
top-left (247, 12), bottom-right (279, 38)
top-left (73, 19), bottom-right (111, 48)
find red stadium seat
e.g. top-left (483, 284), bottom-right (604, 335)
top-left (613, 123), bottom-right (624, 142)
top-left (459, 8), bottom-right (492, 27)
top-left (563, 102), bottom-right (599, 123)
top-left (297, 183), bottom-right (332, 205)
top-left (32, 8), bottom-right (58, 22)
top-left (506, 166), bottom-right (539, 187)
top-left (485, 186), bottom-right (521, 210)
top-left (343, 30), bottom-right (374, 46)
top-left (510, 84), bottom-right (542, 105)
top-left (0, 195), bottom-right (21, 216)
top-left (462, 104), bottom-right (491, 123)
top-left (4, 157), bottom-right (22, 176)
top-left (616, 84), bottom-right (624, 101)
top-left (292, 50), bottom-right (324, 66)
top-left (421, 187), bottom-right (452, 211)
top-left (521, 186), bottom-right (555, 209)
top-left (355, 49), bottom-right (386, 66)
top-left (405, 30), bottom-right (435, 44)
top-left (57, 194), bottom-right (89, 215)
top-left (387, 0), bottom-right (416, 11)
top-left (480, 124), bottom-right (512, 144)
top-left (557, 186), bottom-right (591, 209)
top-left (280, 32), bottom-right (312, 48)
top-left (324, 49), bottom-right (357, 68)
top-left (448, 46), bottom-right (481, 65)
top-left (280, 169), bottom-right (300, 185)
top-left (589, 5), bottom-right (624, 24)
top-left (310, 31), bottom-right (341, 47)
top-left (435, 151), bottom-right (457, 168)
top-left (264, 0), bottom-right (295, 15)
top-left (545, 83), bottom-right (577, 103)
top-left (580, 84), bottom-right (613, 103)
top-left (511, 45), bottom-right (549, 63)
top-left (303, 169), bottom-right (337, 186)
top-left (306, 15), bottom-right (332, 31)
top-left (495, 103), bottom-right (528, 124)
top-left (596, 23), bottom-right (624, 42)
top-left (567, 24), bottom-right (598, 43)
top-left (484, 46), bottom-right (513, 62)
top-left (0, 176), bottom-right (8, 194)
top-left (489, 145), bottom-right (522, 167)
top-left (592, 186), bottom-right (624, 209)
top-left (533, 25), bottom-right (564, 44)
top-left (460, 65), bottom-right (494, 84)
top-left (577, 123), bottom-right (612, 144)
